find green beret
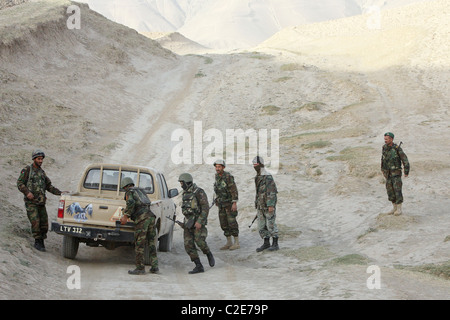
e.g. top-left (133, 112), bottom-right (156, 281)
top-left (384, 132), bottom-right (394, 139)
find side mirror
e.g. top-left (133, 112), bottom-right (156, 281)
top-left (168, 188), bottom-right (179, 198)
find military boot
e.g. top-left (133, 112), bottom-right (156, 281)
top-left (128, 268), bottom-right (146, 275)
top-left (220, 236), bottom-right (232, 250)
top-left (189, 258), bottom-right (204, 274)
top-left (268, 237), bottom-right (279, 251)
top-left (34, 239), bottom-right (45, 252)
top-left (149, 266), bottom-right (159, 274)
top-left (386, 203), bottom-right (397, 215)
top-left (394, 203), bottom-right (403, 216)
top-left (229, 236), bottom-right (240, 250)
top-left (206, 251), bottom-right (215, 267)
top-left (256, 238), bottom-right (270, 252)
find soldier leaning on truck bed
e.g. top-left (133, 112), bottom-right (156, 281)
top-left (17, 149), bottom-right (63, 252)
top-left (120, 177), bottom-right (159, 275)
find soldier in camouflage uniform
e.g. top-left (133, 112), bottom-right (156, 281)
top-left (178, 173), bottom-right (215, 274)
top-left (120, 177), bottom-right (158, 275)
top-left (17, 149), bottom-right (62, 252)
top-left (381, 132), bottom-right (410, 215)
top-left (213, 159), bottom-right (240, 250)
top-left (253, 156), bottom-right (279, 252)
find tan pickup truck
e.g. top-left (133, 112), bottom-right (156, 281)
top-left (51, 164), bottom-right (179, 262)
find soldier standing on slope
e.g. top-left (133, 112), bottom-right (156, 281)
top-left (381, 132), bottom-right (410, 215)
top-left (253, 156), bottom-right (279, 252)
top-left (213, 159), bottom-right (240, 250)
top-left (17, 149), bottom-right (63, 252)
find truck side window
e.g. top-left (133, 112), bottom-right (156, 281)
top-left (139, 173), bottom-right (154, 194)
top-left (84, 169), bottom-right (100, 189)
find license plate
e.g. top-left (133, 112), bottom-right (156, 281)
top-left (59, 225), bottom-right (84, 235)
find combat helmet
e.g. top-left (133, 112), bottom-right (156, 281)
top-left (252, 155), bottom-right (264, 165)
top-left (213, 159), bottom-right (226, 167)
top-left (32, 149), bottom-right (45, 160)
top-left (120, 177), bottom-right (135, 189)
top-left (178, 173), bottom-right (193, 183)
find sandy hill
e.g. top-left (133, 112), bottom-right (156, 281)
top-left (77, 0), bottom-right (434, 50)
top-left (0, 0), bottom-right (449, 299)
top-left (141, 31), bottom-right (210, 55)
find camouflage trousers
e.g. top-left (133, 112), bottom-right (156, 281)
top-left (134, 213), bottom-right (158, 270)
top-left (218, 204), bottom-right (239, 237)
top-left (25, 202), bottom-right (48, 240)
top-left (385, 175), bottom-right (403, 204)
top-left (184, 225), bottom-right (210, 261)
top-left (257, 207), bottom-right (278, 239)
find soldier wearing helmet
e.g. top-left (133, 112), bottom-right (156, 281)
top-left (120, 177), bottom-right (158, 275)
top-left (178, 173), bottom-right (215, 274)
top-left (252, 156), bottom-right (279, 252)
top-left (381, 132), bottom-right (410, 215)
top-left (17, 149), bottom-right (63, 252)
top-left (213, 159), bottom-right (240, 250)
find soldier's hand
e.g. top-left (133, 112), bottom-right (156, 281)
top-left (120, 215), bottom-right (128, 225)
top-left (26, 192), bottom-right (34, 200)
top-left (195, 222), bottom-right (202, 231)
top-left (268, 206), bottom-right (274, 213)
top-left (231, 202), bottom-right (237, 212)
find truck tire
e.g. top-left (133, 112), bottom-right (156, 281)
top-left (158, 224), bottom-right (174, 252)
top-left (62, 235), bottom-right (79, 259)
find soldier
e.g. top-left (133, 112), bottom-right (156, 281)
top-left (17, 149), bottom-right (63, 252)
top-left (381, 132), bottom-right (410, 215)
top-left (213, 159), bottom-right (240, 250)
top-left (178, 173), bottom-right (215, 274)
top-left (253, 156), bottom-right (279, 252)
top-left (120, 177), bottom-right (159, 275)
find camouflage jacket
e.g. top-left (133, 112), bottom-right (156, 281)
top-left (254, 168), bottom-right (278, 209)
top-left (214, 171), bottom-right (238, 206)
top-left (17, 164), bottom-right (61, 205)
top-left (381, 143), bottom-right (410, 177)
top-left (124, 187), bottom-right (152, 221)
top-left (181, 183), bottom-right (209, 226)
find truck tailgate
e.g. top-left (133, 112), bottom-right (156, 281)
top-left (62, 195), bottom-right (124, 228)
top-left (61, 196), bottom-right (164, 228)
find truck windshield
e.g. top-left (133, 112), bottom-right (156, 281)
top-left (84, 169), bottom-right (154, 194)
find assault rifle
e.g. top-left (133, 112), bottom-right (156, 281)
top-left (248, 215), bottom-right (258, 228)
top-left (166, 215), bottom-right (185, 229)
top-left (209, 195), bottom-right (216, 209)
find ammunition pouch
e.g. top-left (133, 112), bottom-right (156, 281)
top-left (184, 217), bottom-right (196, 229)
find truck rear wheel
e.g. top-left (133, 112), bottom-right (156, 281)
top-left (62, 235), bottom-right (79, 259)
top-left (158, 224), bottom-right (174, 252)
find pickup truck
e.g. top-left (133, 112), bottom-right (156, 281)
top-left (51, 163), bottom-right (179, 262)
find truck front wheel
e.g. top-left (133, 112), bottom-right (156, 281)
top-left (62, 235), bottom-right (79, 259)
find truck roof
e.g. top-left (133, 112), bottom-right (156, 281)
top-left (85, 163), bottom-right (162, 174)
